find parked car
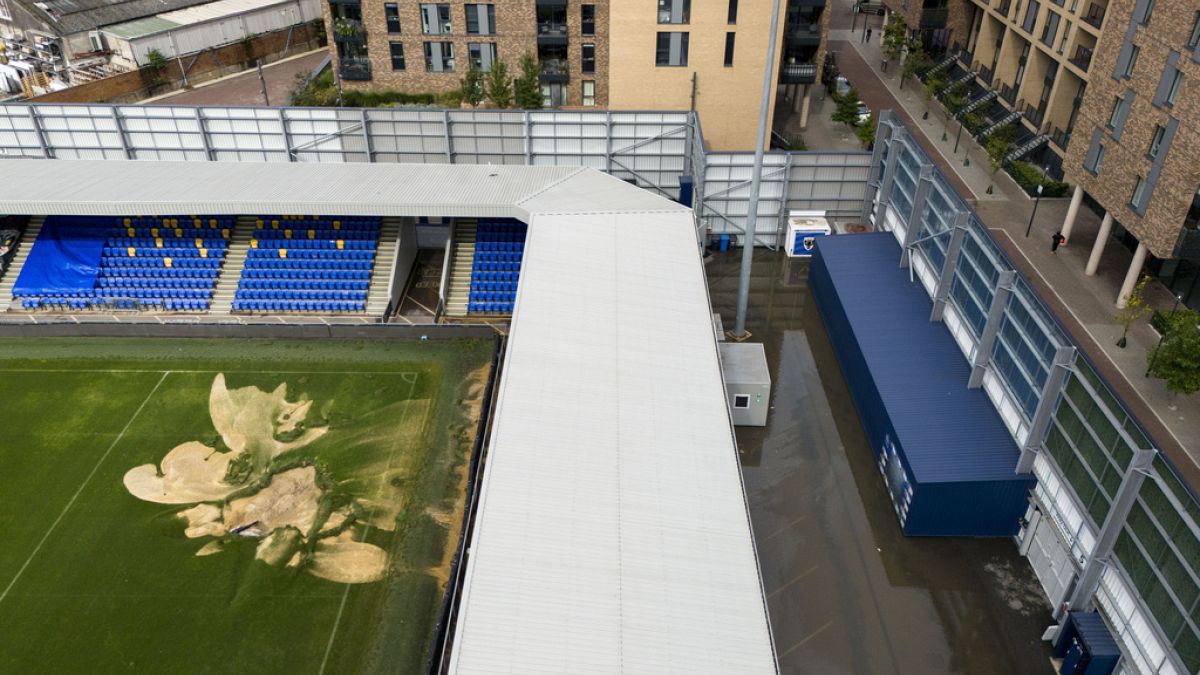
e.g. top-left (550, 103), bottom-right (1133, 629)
top-left (855, 103), bottom-right (872, 126)
top-left (834, 76), bottom-right (851, 99)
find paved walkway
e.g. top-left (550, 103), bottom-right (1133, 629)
top-left (825, 0), bottom-right (1199, 473)
top-left (144, 50), bottom-right (327, 107)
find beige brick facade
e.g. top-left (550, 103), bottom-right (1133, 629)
top-left (607, 0), bottom-right (789, 150)
top-left (323, 0), bottom-right (608, 108)
top-left (1063, 0), bottom-right (1200, 257)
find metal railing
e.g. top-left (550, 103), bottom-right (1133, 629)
top-left (1069, 46), bottom-right (1093, 71)
top-left (536, 21), bottom-right (567, 37)
top-left (1082, 2), bottom-right (1105, 27)
top-left (339, 57), bottom-right (371, 80)
top-left (779, 62), bottom-right (818, 84)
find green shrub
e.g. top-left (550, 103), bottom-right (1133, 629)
top-left (1007, 160), bottom-right (1071, 197)
top-left (290, 69), bottom-right (462, 108)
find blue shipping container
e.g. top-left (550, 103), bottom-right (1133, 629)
top-left (809, 232), bottom-right (1034, 537)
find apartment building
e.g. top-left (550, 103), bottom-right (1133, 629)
top-left (324, 0), bottom-right (609, 108)
top-left (608, 0), bottom-right (829, 150)
top-left (1058, 0), bottom-right (1200, 309)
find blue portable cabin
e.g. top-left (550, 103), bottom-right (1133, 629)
top-left (809, 232), bottom-right (1034, 537)
top-left (1054, 611), bottom-right (1121, 675)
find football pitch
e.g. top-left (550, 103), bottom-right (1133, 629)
top-left (0, 336), bottom-right (494, 674)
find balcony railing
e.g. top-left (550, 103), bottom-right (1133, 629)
top-left (540, 58), bottom-right (569, 82)
top-left (1082, 3), bottom-right (1105, 27)
top-left (999, 83), bottom-right (1017, 105)
top-left (780, 62), bottom-right (817, 84)
top-left (339, 57), bottom-right (371, 80)
top-left (1048, 126), bottom-right (1070, 149)
top-left (921, 7), bottom-right (949, 27)
top-left (1176, 227), bottom-right (1200, 258)
top-left (537, 21), bottom-right (567, 37)
top-left (1069, 46), bottom-right (1093, 71)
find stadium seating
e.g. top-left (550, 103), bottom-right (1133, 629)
top-left (15, 215), bottom-right (231, 311)
top-left (231, 215), bottom-right (381, 313)
top-left (467, 219), bottom-right (527, 315)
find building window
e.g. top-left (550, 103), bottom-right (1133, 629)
top-left (465, 4), bottom-right (495, 35)
top-left (1107, 96), bottom-right (1121, 128)
top-left (1022, 0), bottom-right (1039, 33)
top-left (1130, 175), bottom-right (1146, 210)
top-left (468, 42), bottom-right (497, 71)
top-left (389, 41), bottom-right (406, 70)
top-left (421, 4), bottom-right (451, 35)
top-left (728, 0), bottom-right (738, 23)
top-left (1189, 12), bottom-right (1200, 50)
top-left (1148, 124), bottom-right (1165, 159)
top-left (1166, 69), bottom-right (1183, 106)
top-left (424, 41), bottom-right (455, 71)
top-left (581, 43), bottom-right (595, 73)
top-left (581, 4), bottom-right (595, 35)
top-left (724, 32), bottom-right (735, 66)
top-left (655, 32), bottom-right (689, 66)
top-left (1057, 22), bottom-right (1069, 54)
top-left (1139, 0), bottom-right (1154, 25)
top-left (657, 0), bottom-right (690, 24)
top-left (0, 0), bottom-right (11, 21)
top-left (1124, 44), bottom-right (1138, 78)
top-left (733, 394), bottom-right (750, 408)
top-left (582, 80), bottom-right (595, 106)
top-left (1089, 144), bottom-right (1105, 174)
top-left (385, 4), bottom-right (401, 34)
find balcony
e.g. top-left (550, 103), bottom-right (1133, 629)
top-left (1048, 126), bottom-right (1070, 149)
top-left (780, 62), bottom-right (818, 84)
top-left (995, 0), bottom-right (1012, 17)
top-left (1177, 227), bottom-right (1200, 258)
top-left (1069, 46), bottom-right (1093, 72)
top-left (536, 6), bottom-right (568, 45)
top-left (539, 58), bottom-right (569, 83)
top-left (1081, 2), bottom-right (1105, 28)
top-left (921, 7), bottom-right (949, 28)
top-left (339, 57), bottom-right (371, 81)
top-left (999, 83), bottom-right (1017, 105)
top-left (333, 18), bottom-right (366, 44)
top-left (785, 22), bottom-right (822, 45)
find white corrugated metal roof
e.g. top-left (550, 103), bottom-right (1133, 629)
top-left (0, 158), bottom-right (777, 673)
top-left (157, 0), bottom-right (292, 27)
top-left (450, 211), bottom-right (777, 674)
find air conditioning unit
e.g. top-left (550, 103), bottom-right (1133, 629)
top-left (88, 31), bottom-right (105, 52)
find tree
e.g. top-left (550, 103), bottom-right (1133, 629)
top-left (146, 48), bottom-right (168, 72)
top-left (485, 58), bottom-right (512, 108)
top-left (923, 73), bottom-right (945, 105)
top-left (1114, 275), bottom-right (1153, 348)
top-left (832, 87), bottom-right (863, 128)
top-left (881, 17), bottom-right (908, 62)
top-left (855, 116), bottom-right (877, 149)
top-left (985, 134), bottom-right (1010, 176)
top-left (460, 62), bottom-right (484, 107)
top-left (514, 52), bottom-right (543, 110)
top-left (901, 49), bottom-right (930, 90)
top-left (1147, 308), bottom-right (1200, 402)
top-left (944, 82), bottom-right (968, 117)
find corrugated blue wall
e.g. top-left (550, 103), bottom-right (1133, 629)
top-left (809, 233), bottom-right (1033, 537)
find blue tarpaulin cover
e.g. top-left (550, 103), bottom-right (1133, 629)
top-left (12, 218), bottom-right (107, 296)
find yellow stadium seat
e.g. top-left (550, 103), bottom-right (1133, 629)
top-left (151, 228), bottom-right (159, 237)
top-left (155, 238), bottom-right (163, 248)
top-left (221, 229), bottom-right (229, 238)
top-left (333, 220), bottom-right (340, 229)
top-left (285, 229), bottom-right (292, 239)
top-left (272, 220), bottom-right (279, 228)
top-left (174, 228), bottom-right (182, 237)
top-left (127, 247), bottom-right (136, 257)
top-left (123, 218), bottom-right (131, 226)
top-left (210, 219), bottom-right (218, 228)
top-left (251, 239), bottom-right (258, 248)
top-left (336, 240), bottom-right (344, 250)
top-left (127, 227), bottom-right (135, 237)
top-left (308, 230), bottom-right (315, 239)
top-left (199, 248), bottom-right (208, 258)
top-left (279, 249), bottom-right (288, 259)
top-left (195, 238), bottom-right (203, 248)
top-left (164, 257), bottom-right (173, 268)
top-left (256, 219), bottom-right (264, 227)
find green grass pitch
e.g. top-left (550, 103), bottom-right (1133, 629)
top-left (0, 337), bottom-right (494, 674)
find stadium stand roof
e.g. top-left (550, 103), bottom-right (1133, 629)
top-left (28, 0), bottom-right (220, 34)
top-left (0, 159), bottom-right (779, 674)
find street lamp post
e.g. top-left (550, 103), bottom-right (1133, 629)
top-left (953, 119), bottom-right (964, 153)
top-left (1146, 294), bottom-right (1184, 377)
top-left (1024, 182), bottom-right (1043, 238)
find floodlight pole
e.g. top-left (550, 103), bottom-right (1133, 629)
top-left (733, 0), bottom-right (785, 338)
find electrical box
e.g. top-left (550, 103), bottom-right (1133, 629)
top-left (720, 342), bottom-right (771, 427)
top-left (785, 210), bottom-right (831, 257)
